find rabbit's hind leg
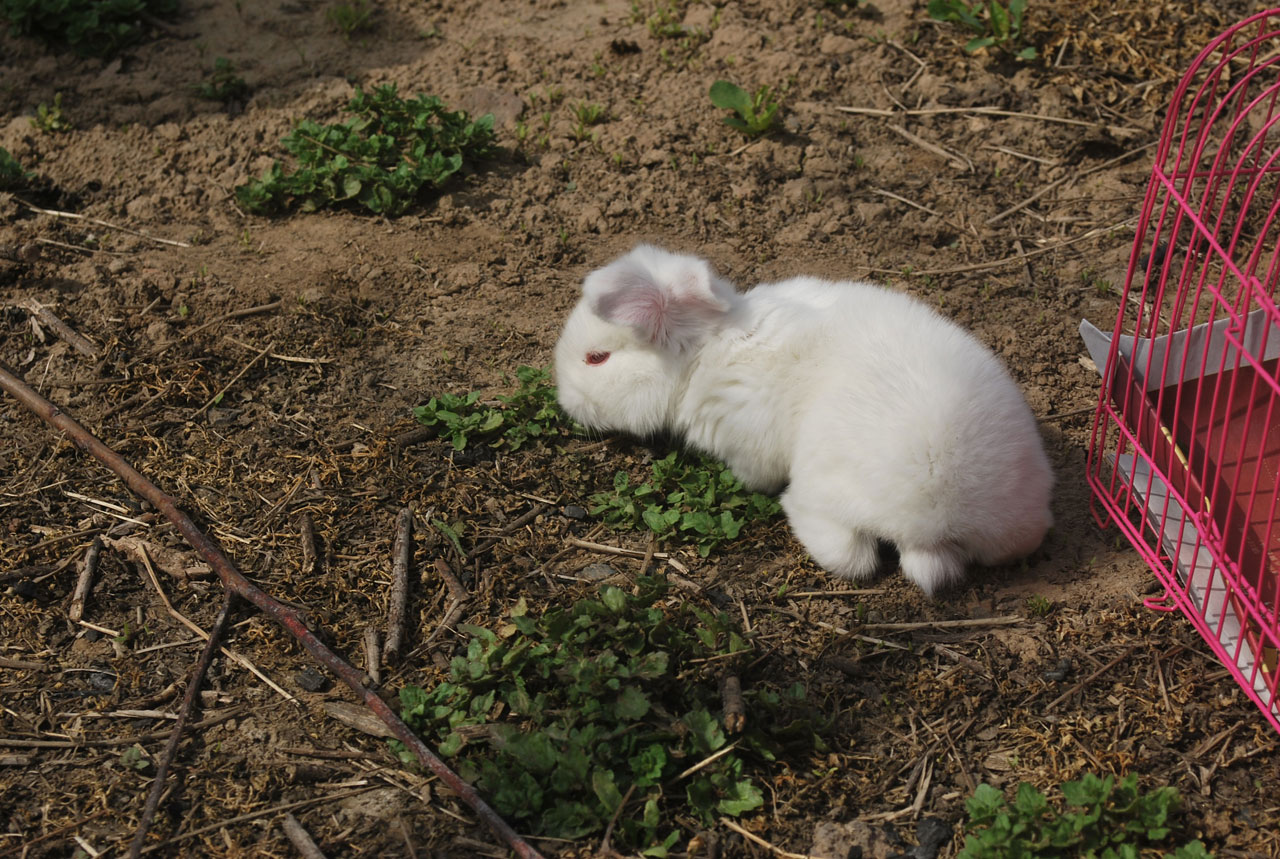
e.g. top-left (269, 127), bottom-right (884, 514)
top-left (899, 544), bottom-right (966, 597)
top-left (782, 495), bottom-right (879, 580)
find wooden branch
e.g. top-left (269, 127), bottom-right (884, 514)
top-left (383, 507), bottom-right (415, 665)
top-left (0, 360), bottom-right (544, 859)
top-left (281, 813), bottom-right (328, 859)
top-left (721, 675), bottom-right (744, 734)
top-left (298, 512), bottom-right (319, 576)
top-left (363, 626), bottom-right (381, 686)
top-left (68, 535), bottom-right (102, 621)
top-left (20, 299), bottom-right (100, 358)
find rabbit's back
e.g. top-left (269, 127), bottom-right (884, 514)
top-left (680, 276), bottom-right (1051, 556)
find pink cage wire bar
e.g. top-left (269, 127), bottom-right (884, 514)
top-left (1086, 8), bottom-right (1280, 733)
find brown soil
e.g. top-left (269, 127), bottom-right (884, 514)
top-left (2, 0), bottom-right (1278, 856)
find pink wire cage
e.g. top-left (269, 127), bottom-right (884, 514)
top-left (1086, 9), bottom-right (1280, 733)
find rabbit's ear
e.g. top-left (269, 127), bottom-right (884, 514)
top-left (587, 253), bottom-right (731, 351)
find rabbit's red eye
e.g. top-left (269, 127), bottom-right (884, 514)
top-left (586, 351), bottom-right (610, 366)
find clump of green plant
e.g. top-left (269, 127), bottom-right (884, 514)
top-left (927, 0), bottom-right (1036, 59)
top-left (235, 84), bottom-right (494, 216)
top-left (397, 577), bottom-right (820, 851)
top-left (631, 0), bottom-right (706, 41)
top-left (593, 451), bottom-right (782, 556)
top-left (959, 773), bottom-right (1212, 858)
top-left (0, 0), bottom-right (177, 55)
top-left (327, 0), bottom-right (373, 37)
top-left (1025, 594), bottom-right (1053, 617)
top-left (195, 57), bottom-right (250, 102)
top-left (412, 366), bottom-right (568, 451)
top-left (0, 147), bottom-right (31, 190)
top-left (326, 0), bottom-right (373, 37)
top-left (571, 101), bottom-right (607, 126)
top-left (30, 93), bottom-right (70, 133)
top-left (709, 80), bottom-right (781, 137)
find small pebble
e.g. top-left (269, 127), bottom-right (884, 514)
top-left (1043, 657), bottom-right (1072, 682)
top-left (560, 504), bottom-right (587, 520)
top-left (295, 668), bottom-right (329, 693)
top-left (86, 671), bottom-right (116, 692)
top-left (911, 817), bottom-right (952, 859)
top-left (579, 562), bottom-right (619, 581)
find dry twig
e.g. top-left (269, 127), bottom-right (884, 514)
top-left (363, 626), bottom-right (382, 686)
top-left (422, 558), bottom-right (470, 655)
top-left (127, 592), bottom-right (234, 859)
top-left (887, 123), bottom-right (972, 171)
top-left (383, 507), bottom-right (415, 665)
top-left (11, 196), bottom-right (192, 248)
top-left (68, 535), bottom-right (103, 622)
top-left (719, 817), bottom-right (818, 859)
top-left (19, 299), bottom-right (100, 358)
top-left (834, 104), bottom-right (1141, 135)
top-left (298, 512), bottom-right (319, 577)
top-left (281, 814), bottom-right (328, 859)
top-left (0, 361), bottom-right (545, 859)
top-left (195, 340), bottom-right (274, 416)
top-left (722, 675), bottom-right (745, 734)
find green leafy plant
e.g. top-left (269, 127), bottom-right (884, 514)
top-left (0, 147), bottom-right (31, 190)
top-left (195, 57), bottom-right (250, 102)
top-left (235, 84), bottom-right (495, 216)
top-left (592, 451), bottom-right (782, 556)
top-left (397, 577), bottom-right (820, 851)
top-left (326, 0), bottom-right (373, 37)
top-left (959, 774), bottom-right (1213, 858)
top-left (709, 80), bottom-right (781, 137)
top-left (630, 0), bottom-right (706, 41)
top-left (30, 93), bottom-right (70, 133)
top-left (571, 101), bottom-right (607, 126)
top-left (0, 0), bottom-right (177, 55)
top-left (927, 0), bottom-right (1036, 59)
top-left (1025, 595), bottom-right (1053, 617)
top-left (412, 366), bottom-right (569, 452)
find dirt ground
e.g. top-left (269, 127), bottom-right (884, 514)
top-left (3, 0), bottom-right (1280, 856)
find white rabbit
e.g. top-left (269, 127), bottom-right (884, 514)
top-left (554, 244), bottom-right (1053, 595)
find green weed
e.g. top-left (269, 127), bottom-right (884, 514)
top-left (1024, 595), bottom-right (1053, 617)
top-left (396, 576), bottom-right (821, 850)
top-left (0, 147), bottom-right (31, 190)
top-left (709, 80), bottom-right (781, 137)
top-left (195, 57), bottom-right (249, 102)
top-left (326, 0), bottom-right (373, 37)
top-left (632, 0), bottom-right (692, 39)
top-left (0, 0), bottom-right (177, 56)
top-left (412, 366), bottom-right (568, 452)
top-left (571, 100), bottom-right (607, 126)
top-left (959, 774), bottom-right (1212, 858)
top-left (235, 84), bottom-right (494, 216)
top-left (592, 452), bottom-right (782, 557)
top-left (927, 0), bottom-right (1036, 59)
top-left (30, 93), bottom-right (70, 133)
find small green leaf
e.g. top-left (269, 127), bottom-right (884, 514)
top-left (717, 779), bottom-right (764, 816)
top-left (601, 585), bottom-right (627, 613)
top-left (614, 686), bottom-right (650, 720)
top-left (709, 80), bottom-right (752, 115)
top-left (592, 768), bottom-right (623, 812)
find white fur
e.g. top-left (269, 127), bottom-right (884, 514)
top-left (554, 245), bottom-right (1054, 595)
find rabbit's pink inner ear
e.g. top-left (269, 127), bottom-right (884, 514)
top-left (593, 283), bottom-right (669, 344)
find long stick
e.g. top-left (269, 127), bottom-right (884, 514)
top-left (0, 361), bottom-right (543, 859)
